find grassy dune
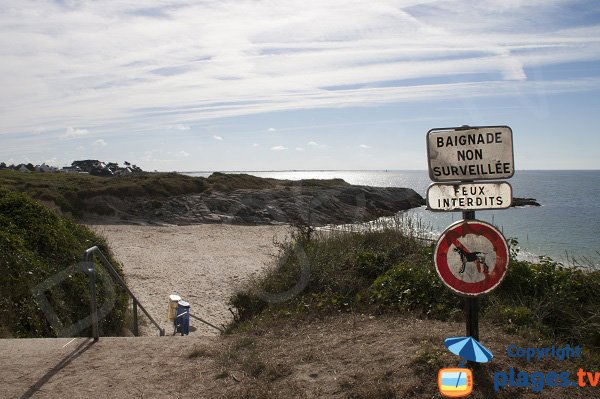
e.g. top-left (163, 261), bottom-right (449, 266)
top-left (228, 219), bottom-right (600, 360)
top-left (0, 170), bottom-right (208, 218)
top-left (0, 170), bottom-right (351, 219)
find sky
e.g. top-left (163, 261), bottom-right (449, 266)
top-left (1, 0), bottom-right (600, 171)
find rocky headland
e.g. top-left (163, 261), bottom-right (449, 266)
top-left (0, 170), bottom-right (540, 226)
top-left (512, 197), bottom-right (541, 207)
top-left (98, 178), bottom-right (426, 226)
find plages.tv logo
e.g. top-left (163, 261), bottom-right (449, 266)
top-left (438, 367), bottom-right (473, 398)
top-left (438, 336), bottom-right (494, 398)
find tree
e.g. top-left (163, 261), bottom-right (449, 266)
top-left (106, 162), bottom-right (119, 172)
top-left (71, 160), bottom-right (100, 172)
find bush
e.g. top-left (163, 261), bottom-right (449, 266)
top-left (487, 259), bottom-right (600, 347)
top-left (0, 188), bottom-right (128, 337)
top-left (369, 261), bottom-right (461, 320)
top-left (228, 220), bottom-right (429, 324)
top-left (228, 220), bottom-right (600, 350)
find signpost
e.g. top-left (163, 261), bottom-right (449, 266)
top-left (427, 182), bottom-right (512, 212)
top-left (426, 125), bottom-right (514, 342)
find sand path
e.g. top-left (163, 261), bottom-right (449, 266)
top-left (90, 224), bottom-right (288, 336)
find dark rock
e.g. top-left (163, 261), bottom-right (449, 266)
top-left (512, 197), bottom-right (541, 207)
top-left (122, 180), bottom-right (425, 226)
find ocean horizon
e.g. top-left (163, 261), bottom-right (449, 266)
top-left (184, 169), bottom-right (600, 265)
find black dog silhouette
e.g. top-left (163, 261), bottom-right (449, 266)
top-left (453, 247), bottom-right (489, 274)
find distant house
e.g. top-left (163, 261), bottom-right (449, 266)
top-left (90, 166), bottom-right (114, 177)
top-left (56, 159), bottom-right (144, 176)
top-left (36, 163), bottom-right (58, 173)
top-left (61, 166), bottom-right (81, 173)
top-left (17, 164), bottom-right (31, 173)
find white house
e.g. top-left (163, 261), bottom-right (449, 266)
top-left (61, 166), bottom-right (81, 173)
top-left (36, 163), bottom-right (58, 173)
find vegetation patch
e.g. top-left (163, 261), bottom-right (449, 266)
top-left (0, 188), bottom-right (128, 337)
top-left (486, 257), bottom-right (600, 348)
top-left (228, 219), bottom-right (600, 354)
top-left (228, 218), bottom-right (426, 324)
top-left (0, 170), bottom-right (355, 219)
top-left (0, 170), bottom-right (207, 218)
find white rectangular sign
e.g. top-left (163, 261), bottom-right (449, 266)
top-left (427, 126), bottom-right (514, 182)
top-left (427, 182), bottom-right (513, 211)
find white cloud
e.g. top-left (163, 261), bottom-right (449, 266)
top-left (271, 145), bottom-right (288, 151)
top-left (295, 147), bottom-right (304, 151)
top-left (93, 139), bottom-right (107, 147)
top-left (213, 135), bottom-right (223, 141)
top-left (252, 143), bottom-right (259, 147)
top-left (359, 144), bottom-right (371, 149)
top-left (268, 127), bottom-right (276, 132)
top-left (143, 149), bottom-right (159, 161)
top-left (0, 1), bottom-right (599, 137)
top-left (177, 150), bottom-right (190, 157)
top-left (61, 127), bottom-right (90, 139)
top-left (307, 141), bottom-right (319, 146)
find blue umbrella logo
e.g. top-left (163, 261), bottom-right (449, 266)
top-left (445, 336), bottom-right (493, 363)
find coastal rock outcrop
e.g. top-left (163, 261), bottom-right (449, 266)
top-left (121, 181), bottom-right (425, 226)
top-left (511, 197), bottom-right (541, 207)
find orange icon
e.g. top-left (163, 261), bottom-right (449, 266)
top-left (438, 367), bottom-right (473, 397)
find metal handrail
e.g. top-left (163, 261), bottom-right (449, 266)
top-left (189, 313), bottom-right (224, 333)
top-left (83, 246), bottom-right (165, 340)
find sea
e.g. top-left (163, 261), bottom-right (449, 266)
top-left (185, 170), bottom-right (600, 266)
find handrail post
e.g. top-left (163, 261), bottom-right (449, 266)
top-left (132, 299), bottom-right (139, 336)
top-left (84, 246), bottom-right (165, 337)
top-left (87, 261), bottom-right (99, 342)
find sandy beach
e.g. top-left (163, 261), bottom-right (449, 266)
top-left (90, 224), bottom-right (289, 336)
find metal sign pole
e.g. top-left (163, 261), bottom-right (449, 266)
top-left (462, 209), bottom-right (479, 341)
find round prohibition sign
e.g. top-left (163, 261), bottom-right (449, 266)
top-left (434, 219), bottom-right (509, 296)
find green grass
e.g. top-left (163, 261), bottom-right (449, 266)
top-left (228, 217), bottom-right (435, 325)
top-left (228, 218), bottom-right (600, 354)
top-left (0, 170), bottom-right (350, 219)
top-left (0, 170), bottom-right (208, 218)
top-left (206, 172), bottom-right (350, 191)
top-left (485, 259), bottom-right (600, 348)
top-left (0, 188), bottom-right (129, 337)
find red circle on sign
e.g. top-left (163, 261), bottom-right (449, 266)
top-left (434, 219), bottom-right (509, 296)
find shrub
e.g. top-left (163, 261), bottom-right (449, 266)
top-left (0, 188), bottom-right (128, 337)
top-left (227, 220), bottom-right (430, 325)
top-left (487, 259), bottom-right (600, 347)
top-left (369, 261), bottom-right (461, 320)
top-left (228, 220), bottom-right (600, 350)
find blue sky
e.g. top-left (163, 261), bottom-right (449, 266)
top-left (1, 0), bottom-right (600, 171)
